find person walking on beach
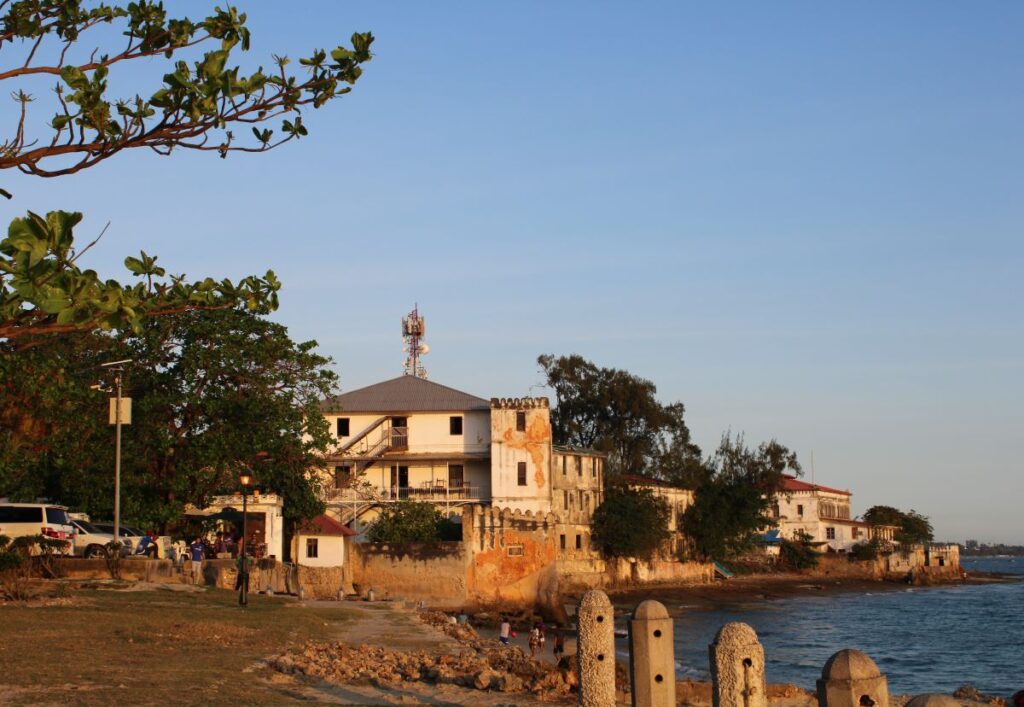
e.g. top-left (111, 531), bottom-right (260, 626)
top-left (536, 622), bottom-right (546, 653)
top-left (499, 618), bottom-right (511, 645)
top-left (528, 625), bottom-right (541, 657)
top-left (553, 627), bottom-right (565, 660)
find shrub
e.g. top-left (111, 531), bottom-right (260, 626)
top-left (592, 485), bottom-right (671, 559)
top-left (366, 502), bottom-right (459, 544)
top-left (0, 534), bottom-right (32, 601)
top-left (848, 541), bottom-right (879, 562)
top-left (779, 531), bottom-right (819, 570)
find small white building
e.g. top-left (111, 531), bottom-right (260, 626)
top-left (292, 514), bottom-right (356, 568)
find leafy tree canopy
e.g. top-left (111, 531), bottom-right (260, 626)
top-left (591, 484), bottom-right (671, 559)
top-left (681, 433), bottom-right (801, 561)
top-left (1, 209), bottom-right (279, 348)
top-left (863, 505), bottom-right (934, 545)
top-left (0, 2), bottom-right (372, 344)
top-left (538, 353), bottom-right (703, 482)
top-left (0, 307), bottom-right (338, 528)
top-left (1, 0), bottom-right (373, 185)
top-left (365, 502), bottom-right (459, 544)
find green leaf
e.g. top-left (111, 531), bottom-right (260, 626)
top-left (59, 65), bottom-right (89, 90)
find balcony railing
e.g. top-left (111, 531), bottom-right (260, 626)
top-left (328, 481), bottom-right (485, 504)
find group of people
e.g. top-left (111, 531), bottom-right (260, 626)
top-left (498, 619), bottom-right (566, 660)
top-left (210, 530), bottom-right (264, 560)
top-left (183, 530), bottom-right (260, 591)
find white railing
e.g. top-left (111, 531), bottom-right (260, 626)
top-left (328, 482), bottom-right (485, 504)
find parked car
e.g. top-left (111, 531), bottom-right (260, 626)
top-left (91, 524), bottom-right (173, 559)
top-left (90, 523), bottom-right (137, 554)
top-left (0, 503), bottom-right (76, 555)
top-left (68, 519), bottom-right (129, 558)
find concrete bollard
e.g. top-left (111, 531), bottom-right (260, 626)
top-left (816, 649), bottom-right (889, 707)
top-left (577, 589), bottom-right (616, 707)
top-left (628, 599), bottom-right (676, 707)
top-left (709, 622), bottom-right (767, 707)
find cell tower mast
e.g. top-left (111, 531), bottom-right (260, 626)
top-left (401, 305), bottom-right (429, 379)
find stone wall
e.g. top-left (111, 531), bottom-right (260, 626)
top-left (56, 557), bottom-right (177, 582)
top-left (464, 505), bottom-right (561, 614)
top-left (296, 565), bottom-right (345, 599)
top-left (347, 541), bottom-right (469, 607)
top-left (347, 504), bottom-right (718, 614)
top-left (557, 555), bottom-right (715, 594)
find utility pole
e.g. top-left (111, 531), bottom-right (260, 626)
top-left (98, 359), bottom-right (132, 543)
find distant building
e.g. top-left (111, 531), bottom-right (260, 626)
top-left (621, 474), bottom-right (695, 556)
top-left (772, 475), bottom-right (893, 552)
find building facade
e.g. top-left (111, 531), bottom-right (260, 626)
top-left (320, 376), bottom-right (604, 536)
top-left (773, 475), bottom-right (892, 552)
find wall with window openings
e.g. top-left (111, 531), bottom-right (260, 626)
top-left (489, 397), bottom-right (553, 514)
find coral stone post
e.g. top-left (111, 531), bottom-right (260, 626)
top-left (709, 622), bottom-right (767, 707)
top-left (576, 589), bottom-right (616, 706)
top-left (628, 599), bottom-right (676, 707)
top-left (816, 649), bottom-right (889, 707)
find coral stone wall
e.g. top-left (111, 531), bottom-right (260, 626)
top-left (347, 541), bottom-right (469, 607)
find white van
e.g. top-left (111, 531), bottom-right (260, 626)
top-left (0, 503), bottom-right (76, 555)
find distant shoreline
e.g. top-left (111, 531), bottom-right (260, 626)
top-left (597, 570), bottom-right (1019, 612)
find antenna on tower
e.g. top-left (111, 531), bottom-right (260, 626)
top-left (401, 304), bottom-right (429, 379)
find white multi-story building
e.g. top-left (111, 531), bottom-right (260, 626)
top-left (319, 376), bottom-right (604, 535)
top-left (773, 475), bottom-right (893, 552)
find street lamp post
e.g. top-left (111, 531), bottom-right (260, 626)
top-left (239, 471), bottom-right (252, 606)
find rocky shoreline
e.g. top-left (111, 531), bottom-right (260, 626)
top-left (598, 568), bottom-right (1018, 612)
top-left (269, 611), bottom-right (581, 701)
top-left (268, 604), bottom-right (1016, 706)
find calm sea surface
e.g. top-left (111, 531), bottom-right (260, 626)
top-left (614, 558), bottom-right (1024, 696)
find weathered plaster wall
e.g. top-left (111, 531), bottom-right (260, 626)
top-left (490, 397), bottom-right (553, 513)
top-left (464, 505), bottom-right (561, 614)
top-left (347, 541), bottom-right (469, 608)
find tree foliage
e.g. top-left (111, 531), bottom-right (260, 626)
top-left (0, 1), bottom-right (373, 184)
top-left (0, 2), bottom-right (372, 344)
top-left (591, 484), bottom-right (672, 559)
top-left (1, 209), bottom-right (280, 348)
top-left (863, 505), bottom-right (934, 545)
top-left (0, 308), bottom-right (338, 528)
top-left (848, 540), bottom-right (880, 562)
top-left (681, 433), bottom-right (801, 561)
top-left (538, 353), bottom-right (703, 481)
top-left (779, 529), bottom-right (819, 570)
top-left (365, 502), bottom-right (458, 544)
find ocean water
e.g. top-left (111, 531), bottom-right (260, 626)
top-left (615, 558), bottom-right (1024, 697)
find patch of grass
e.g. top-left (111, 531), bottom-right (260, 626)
top-left (0, 586), bottom-right (356, 706)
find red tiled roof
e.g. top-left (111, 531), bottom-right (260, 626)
top-left (298, 514), bottom-right (357, 537)
top-left (780, 475), bottom-right (851, 497)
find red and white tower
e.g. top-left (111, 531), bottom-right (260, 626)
top-left (401, 305), bottom-right (429, 379)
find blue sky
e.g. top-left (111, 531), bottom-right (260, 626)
top-left (4, 2), bottom-right (1022, 543)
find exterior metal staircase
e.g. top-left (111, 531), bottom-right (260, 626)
top-left (336, 416), bottom-right (406, 475)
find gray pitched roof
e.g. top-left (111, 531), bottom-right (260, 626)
top-left (321, 375), bottom-right (490, 413)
